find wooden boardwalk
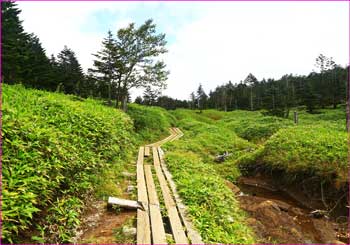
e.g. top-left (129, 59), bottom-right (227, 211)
top-left (136, 128), bottom-right (203, 244)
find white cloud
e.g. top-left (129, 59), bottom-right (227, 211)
top-left (17, 1), bottom-right (349, 100)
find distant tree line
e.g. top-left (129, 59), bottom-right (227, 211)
top-left (204, 57), bottom-right (348, 117)
top-left (2, 2), bottom-right (348, 117)
top-left (135, 58), bottom-right (348, 116)
top-left (2, 2), bottom-right (168, 111)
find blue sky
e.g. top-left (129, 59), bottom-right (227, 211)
top-left (18, 1), bottom-right (349, 100)
top-left (80, 3), bottom-right (200, 45)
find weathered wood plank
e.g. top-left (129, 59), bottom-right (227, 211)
top-left (144, 165), bottom-right (167, 244)
top-left (107, 197), bottom-right (142, 210)
top-left (137, 147), bottom-right (145, 165)
top-left (136, 147), bottom-right (151, 244)
top-left (137, 207), bottom-right (151, 244)
top-left (158, 147), bottom-right (203, 244)
top-left (153, 147), bottom-right (188, 244)
top-left (144, 146), bottom-right (150, 157)
top-left (169, 128), bottom-right (181, 142)
top-left (172, 128), bottom-right (184, 141)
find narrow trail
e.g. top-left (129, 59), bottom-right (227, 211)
top-left (76, 128), bottom-right (202, 244)
top-left (137, 127), bottom-right (203, 244)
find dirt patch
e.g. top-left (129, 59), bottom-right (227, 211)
top-left (73, 200), bottom-right (136, 244)
top-left (228, 176), bottom-right (349, 244)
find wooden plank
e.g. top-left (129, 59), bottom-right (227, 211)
top-left (144, 146), bottom-right (150, 157)
top-left (148, 128), bottom-right (180, 147)
top-left (144, 165), bottom-right (167, 244)
top-left (107, 197), bottom-right (142, 210)
top-left (158, 147), bottom-right (203, 244)
top-left (169, 128), bottom-right (181, 142)
top-left (175, 128), bottom-right (184, 137)
top-left (136, 147), bottom-right (151, 244)
top-left (154, 133), bottom-right (175, 146)
top-left (137, 147), bottom-right (145, 165)
top-left (172, 128), bottom-right (183, 141)
top-left (153, 147), bottom-right (188, 244)
top-left (137, 207), bottom-right (151, 244)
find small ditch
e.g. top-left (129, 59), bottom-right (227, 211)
top-left (229, 175), bottom-right (349, 244)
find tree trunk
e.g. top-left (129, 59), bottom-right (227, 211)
top-left (108, 82), bottom-right (112, 105)
top-left (346, 70), bottom-right (350, 132)
top-left (250, 87), bottom-right (253, 111)
top-left (115, 96), bottom-right (119, 109)
top-left (121, 94), bottom-right (128, 112)
top-left (285, 108), bottom-right (290, 118)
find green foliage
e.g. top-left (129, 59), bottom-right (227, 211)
top-left (171, 109), bottom-right (217, 125)
top-left (163, 111), bottom-right (256, 243)
top-left (166, 107), bottom-right (347, 243)
top-left (90, 19), bottom-right (169, 110)
top-left (56, 46), bottom-right (85, 95)
top-left (164, 152), bottom-right (255, 244)
top-left (246, 126), bottom-right (348, 184)
top-left (2, 2), bottom-right (58, 90)
top-left (232, 108), bottom-right (348, 185)
top-left (127, 103), bottom-right (175, 142)
top-left (2, 84), bottom-right (135, 243)
top-left (222, 110), bottom-right (294, 142)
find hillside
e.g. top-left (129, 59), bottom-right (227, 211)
top-left (163, 108), bottom-right (348, 243)
top-left (2, 84), bottom-right (173, 243)
top-left (2, 84), bottom-right (348, 244)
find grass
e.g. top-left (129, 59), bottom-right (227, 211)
top-left (162, 112), bottom-right (256, 244)
top-left (222, 111), bottom-right (294, 143)
top-left (126, 103), bottom-right (176, 143)
top-left (3, 83), bottom-right (347, 243)
top-left (2, 84), bottom-right (136, 243)
top-left (2, 84), bottom-right (177, 243)
top-left (229, 108), bottom-right (348, 186)
top-left (163, 107), bottom-right (347, 242)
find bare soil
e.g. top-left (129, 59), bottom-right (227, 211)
top-left (73, 200), bottom-right (136, 244)
top-left (227, 175), bottom-right (349, 244)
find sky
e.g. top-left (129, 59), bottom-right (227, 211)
top-left (17, 1), bottom-right (349, 100)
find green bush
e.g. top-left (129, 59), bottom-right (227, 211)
top-left (127, 103), bottom-right (176, 142)
top-left (237, 125), bottom-right (348, 185)
top-left (2, 84), bottom-right (135, 243)
top-left (163, 111), bottom-right (257, 243)
top-left (221, 111), bottom-right (294, 142)
top-left (165, 152), bottom-right (255, 244)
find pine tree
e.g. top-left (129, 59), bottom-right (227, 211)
top-left (189, 92), bottom-right (196, 109)
top-left (22, 33), bottom-right (53, 89)
top-left (114, 19), bottom-right (169, 111)
top-left (143, 86), bottom-right (160, 106)
top-left (1, 1), bottom-right (28, 83)
top-left (243, 73), bottom-right (258, 111)
top-left (89, 30), bottom-right (118, 105)
top-left (196, 84), bottom-right (208, 112)
top-left (56, 46), bottom-right (85, 95)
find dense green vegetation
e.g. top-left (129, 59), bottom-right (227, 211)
top-left (235, 108), bottom-right (348, 185)
top-left (2, 1), bottom-right (348, 244)
top-left (161, 107), bottom-right (347, 243)
top-left (2, 83), bottom-right (347, 243)
top-left (2, 84), bottom-right (135, 243)
top-left (2, 84), bottom-right (177, 243)
top-left (221, 110), bottom-right (294, 143)
top-left (163, 110), bottom-right (257, 243)
top-left (126, 103), bottom-right (176, 142)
